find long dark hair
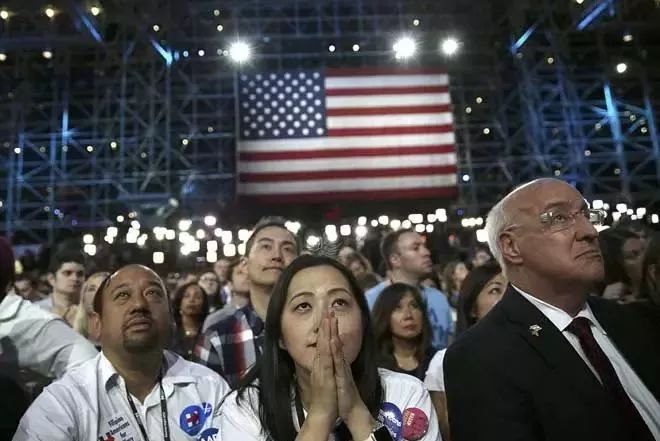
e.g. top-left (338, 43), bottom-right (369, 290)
top-left (171, 282), bottom-right (210, 328)
top-left (371, 283), bottom-right (432, 370)
top-left (235, 255), bottom-right (383, 441)
top-left (640, 233), bottom-right (660, 306)
top-left (457, 262), bottom-right (502, 333)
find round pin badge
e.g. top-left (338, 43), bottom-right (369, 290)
top-left (402, 407), bottom-right (429, 441)
top-left (179, 404), bottom-right (206, 436)
top-left (198, 427), bottom-right (219, 441)
top-left (378, 402), bottom-right (403, 441)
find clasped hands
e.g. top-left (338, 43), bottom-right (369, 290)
top-left (303, 310), bottom-right (376, 441)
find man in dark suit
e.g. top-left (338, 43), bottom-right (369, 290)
top-left (444, 178), bottom-right (660, 441)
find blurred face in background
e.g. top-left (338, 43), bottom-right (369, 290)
top-left (391, 232), bottom-right (433, 279)
top-left (472, 273), bottom-right (507, 321)
top-left (180, 284), bottom-right (205, 318)
top-left (15, 279), bottom-right (39, 300)
top-left (453, 263), bottom-right (470, 288)
top-left (348, 260), bottom-right (367, 278)
top-left (48, 262), bottom-right (85, 301)
top-left (389, 291), bottom-right (423, 340)
top-left (622, 236), bottom-right (647, 289)
top-left (198, 271), bottom-right (220, 296)
top-left (214, 259), bottom-right (231, 284)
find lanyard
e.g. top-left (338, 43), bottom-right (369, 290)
top-left (125, 377), bottom-right (170, 441)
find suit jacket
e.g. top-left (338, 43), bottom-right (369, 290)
top-left (444, 286), bottom-right (660, 441)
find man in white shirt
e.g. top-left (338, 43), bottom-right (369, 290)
top-left (14, 264), bottom-right (230, 441)
top-left (444, 178), bottom-right (660, 441)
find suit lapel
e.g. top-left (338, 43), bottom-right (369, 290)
top-left (588, 298), bottom-right (660, 401)
top-left (499, 287), bottom-right (606, 404)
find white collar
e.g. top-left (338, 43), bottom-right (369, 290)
top-left (99, 350), bottom-right (197, 400)
top-left (512, 285), bottom-right (607, 336)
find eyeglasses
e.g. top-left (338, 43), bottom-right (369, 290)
top-left (539, 207), bottom-right (606, 232)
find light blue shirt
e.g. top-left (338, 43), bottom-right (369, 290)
top-left (366, 281), bottom-right (453, 349)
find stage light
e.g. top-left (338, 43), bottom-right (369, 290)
top-left (476, 229), bottom-right (488, 243)
top-left (83, 234), bottom-right (94, 244)
top-left (328, 44), bottom-right (336, 52)
top-left (152, 24), bottom-right (160, 32)
top-left (110, 141), bottom-right (118, 149)
top-left (106, 226), bottom-right (118, 237)
top-left (221, 231), bottom-right (233, 245)
top-left (475, 97), bottom-right (483, 104)
top-left (592, 200), bottom-right (604, 210)
top-left (206, 251), bottom-right (218, 263)
top-left (237, 243), bottom-right (246, 255)
top-left (116, 215), bottom-right (125, 223)
top-left (13, 147), bottom-right (20, 154)
top-left (370, 219), bottom-right (379, 227)
top-left (178, 219), bottom-right (192, 231)
top-left (616, 203), bottom-right (627, 213)
top-left (415, 224), bottom-right (425, 233)
top-left (86, 145), bottom-right (94, 152)
top-left (441, 37), bottom-right (459, 56)
top-left (204, 215), bottom-right (216, 226)
top-left (90, 6), bottom-right (101, 16)
top-left (340, 225), bottom-right (351, 236)
top-left (44, 7), bottom-right (56, 18)
top-left (0, 53), bottom-right (6, 62)
top-left (229, 41), bottom-right (251, 64)
top-left (183, 51), bottom-right (189, 57)
top-left (378, 215), bottom-right (389, 225)
top-left (84, 244), bottom-right (97, 256)
top-left (641, 127), bottom-right (648, 134)
top-left (547, 57), bottom-right (554, 64)
top-left (216, 24), bottom-right (224, 32)
top-left (357, 216), bottom-right (367, 226)
top-left (652, 214), bottom-right (659, 224)
top-left (465, 106), bottom-right (472, 113)
top-left (207, 240), bottom-right (218, 252)
top-left (153, 252), bottom-right (164, 264)
top-left (575, 0), bottom-right (584, 4)
top-left (623, 33), bottom-right (633, 43)
top-left (413, 19), bottom-right (420, 26)
top-left (616, 62), bottom-right (627, 74)
top-left (196, 229), bottom-right (206, 239)
top-left (181, 138), bottom-right (189, 145)
top-left (165, 229), bottom-right (176, 240)
top-left (408, 214), bottom-right (423, 224)
top-left (324, 225), bottom-right (337, 236)
top-left (390, 219), bottom-right (401, 230)
top-left (198, 49), bottom-right (205, 57)
top-left (352, 44), bottom-right (360, 52)
top-left (355, 226), bottom-right (368, 239)
top-left (238, 229), bottom-right (250, 241)
top-left (402, 220), bottom-right (412, 229)
top-left (636, 207), bottom-right (647, 217)
top-left (213, 9), bottom-right (220, 16)
top-left (130, 220), bottom-right (140, 230)
top-left (42, 51), bottom-right (53, 59)
top-left (483, 127), bottom-right (490, 135)
top-left (462, 174), bottom-right (470, 182)
top-left (393, 36), bottom-right (416, 60)
top-left (0, 9), bottom-right (9, 20)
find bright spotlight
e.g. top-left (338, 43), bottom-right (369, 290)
top-left (44, 7), bottom-right (56, 18)
top-left (152, 24), bottom-right (160, 32)
top-left (198, 49), bottom-right (205, 57)
top-left (153, 252), bottom-right (165, 264)
top-left (42, 51), bottom-right (53, 59)
top-left (352, 44), bottom-right (360, 52)
top-left (328, 44), bottom-right (336, 53)
top-left (441, 37), bottom-right (460, 56)
top-left (229, 41), bottom-right (251, 64)
top-left (616, 62), bottom-right (628, 74)
top-left (393, 36), bottom-right (417, 60)
top-left (0, 9), bottom-right (9, 20)
top-left (0, 53), bottom-right (6, 62)
top-left (204, 215), bottom-right (217, 226)
top-left (90, 6), bottom-right (101, 16)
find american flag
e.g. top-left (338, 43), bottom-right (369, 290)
top-left (236, 67), bottom-right (457, 202)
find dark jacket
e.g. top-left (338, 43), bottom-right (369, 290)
top-left (444, 286), bottom-right (660, 441)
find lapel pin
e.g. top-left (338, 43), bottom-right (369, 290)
top-left (529, 324), bottom-right (542, 336)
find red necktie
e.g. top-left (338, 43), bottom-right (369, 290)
top-left (566, 317), bottom-right (654, 440)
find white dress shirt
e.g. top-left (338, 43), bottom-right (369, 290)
top-left (0, 291), bottom-right (97, 379)
top-left (220, 368), bottom-right (442, 441)
top-left (424, 348), bottom-right (447, 392)
top-left (514, 286), bottom-right (660, 439)
top-left (13, 350), bottom-right (231, 441)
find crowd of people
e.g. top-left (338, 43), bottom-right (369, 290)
top-left (1, 178), bottom-right (659, 441)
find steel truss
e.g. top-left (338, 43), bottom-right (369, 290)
top-left (1, 0), bottom-right (659, 244)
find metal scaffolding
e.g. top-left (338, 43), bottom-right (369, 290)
top-left (0, 0), bottom-right (659, 244)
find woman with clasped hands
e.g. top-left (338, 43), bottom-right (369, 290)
top-left (220, 255), bottom-right (441, 441)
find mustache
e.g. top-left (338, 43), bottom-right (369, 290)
top-left (123, 310), bottom-right (153, 329)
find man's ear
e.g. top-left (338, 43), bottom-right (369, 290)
top-left (47, 273), bottom-right (56, 288)
top-left (500, 232), bottom-right (523, 265)
top-left (89, 311), bottom-right (102, 341)
top-left (389, 253), bottom-right (401, 269)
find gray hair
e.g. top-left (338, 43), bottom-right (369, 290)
top-left (485, 199), bottom-right (510, 267)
